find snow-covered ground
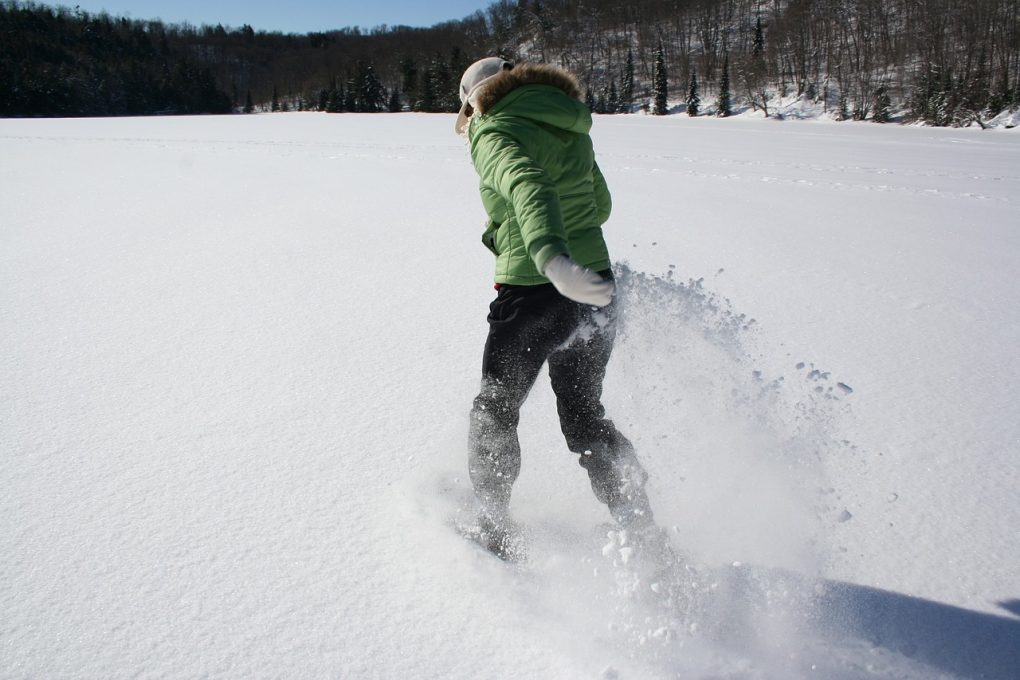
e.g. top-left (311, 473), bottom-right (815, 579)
top-left (2, 112), bottom-right (1018, 679)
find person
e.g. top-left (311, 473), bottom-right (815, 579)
top-left (456, 57), bottom-right (657, 559)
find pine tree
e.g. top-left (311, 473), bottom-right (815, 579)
top-left (608, 81), bottom-right (619, 114)
top-left (838, 88), bottom-right (850, 121)
top-left (331, 83), bottom-right (345, 112)
top-left (653, 42), bottom-right (668, 115)
top-left (745, 16), bottom-right (769, 116)
top-left (621, 49), bottom-right (635, 113)
top-left (343, 78), bottom-right (356, 111)
top-left (271, 85), bottom-right (279, 112)
top-left (752, 16), bottom-right (765, 60)
top-left (355, 62), bottom-right (385, 112)
top-left (399, 56), bottom-right (418, 106)
top-left (872, 84), bottom-right (891, 122)
top-left (388, 88), bottom-right (402, 112)
top-left (243, 90), bottom-right (254, 114)
top-left (418, 55), bottom-right (456, 112)
top-left (417, 65), bottom-right (437, 112)
top-left (687, 69), bottom-right (700, 116)
top-left (986, 68), bottom-right (1011, 116)
top-left (716, 55), bottom-right (732, 117)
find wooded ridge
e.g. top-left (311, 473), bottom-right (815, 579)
top-left (2, 0), bottom-right (1018, 125)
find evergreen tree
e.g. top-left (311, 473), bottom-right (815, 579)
top-left (620, 49), bottom-right (635, 113)
top-left (317, 88), bottom-right (329, 111)
top-left (388, 88), bottom-right (402, 112)
top-left (244, 90), bottom-right (254, 114)
top-left (343, 78), bottom-right (357, 112)
top-left (271, 85), bottom-right (279, 112)
top-left (417, 65), bottom-right (437, 112)
top-left (687, 69), bottom-right (700, 116)
top-left (608, 81), bottom-right (619, 114)
top-left (399, 56), bottom-right (418, 106)
top-left (926, 66), bottom-right (953, 125)
top-left (872, 84), bottom-right (891, 122)
top-left (986, 68), bottom-right (1011, 115)
top-left (418, 55), bottom-right (457, 112)
top-left (745, 16), bottom-right (770, 115)
top-left (585, 86), bottom-right (596, 112)
top-left (355, 62), bottom-right (385, 112)
top-left (327, 83), bottom-right (344, 113)
top-left (752, 16), bottom-right (765, 59)
top-left (447, 47), bottom-right (471, 109)
top-left (716, 55), bottom-right (732, 117)
top-left (653, 42), bottom-right (668, 115)
top-left (838, 87), bottom-right (850, 121)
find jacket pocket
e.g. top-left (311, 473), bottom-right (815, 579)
top-left (481, 219), bottom-right (501, 255)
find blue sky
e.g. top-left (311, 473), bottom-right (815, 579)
top-left (62, 0), bottom-right (491, 33)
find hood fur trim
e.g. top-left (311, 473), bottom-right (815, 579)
top-left (472, 63), bottom-right (583, 115)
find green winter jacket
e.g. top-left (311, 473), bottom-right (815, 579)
top-left (466, 64), bottom-right (612, 285)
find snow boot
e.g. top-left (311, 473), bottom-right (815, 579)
top-left (476, 511), bottom-right (527, 562)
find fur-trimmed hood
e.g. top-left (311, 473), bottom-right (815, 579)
top-left (472, 63), bottom-right (583, 115)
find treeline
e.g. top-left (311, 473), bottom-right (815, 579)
top-left (496, 0), bottom-right (1020, 125)
top-left (0, 2), bottom-right (231, 115)
top-left (2, 0), bottom-right (1018, 125)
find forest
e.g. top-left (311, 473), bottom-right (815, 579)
top-left (2, 0), bottom-right (1018, 125)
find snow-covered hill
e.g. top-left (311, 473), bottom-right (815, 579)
top-left (2, 113), bottom-right (1018, 679)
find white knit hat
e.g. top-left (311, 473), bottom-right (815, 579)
top-left (455, 57), bottom-right (513, 135)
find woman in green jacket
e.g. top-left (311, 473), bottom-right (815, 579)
top-left (457, 58), bottom-right (657, 560)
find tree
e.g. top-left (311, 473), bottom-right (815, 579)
top-left (416, 65), bottom-right (437, 112)
top-left (716, 55), bottom-right (732, 117)
top-left (742, 16), bottom-right (769, 116)
top-left (244, 90), bottom-right (254, 114)
top-left (326, 83), bottom-right (344, 113)
top-left (620, 49), bottom-right (635, 113)
top-left (399, 56), bottom-right (418, 105)
top-left (986, 68), bottom-right (1011, 116)
top-left (4, 0), bottom-right (1020, 124)
top-left (608, 81), bottom-right (619, 114)
top-left (838, 88), bottom-right (850, 121)
top-left (388, 88), bottom-right (403, 112)
top-left (687, 69), bottom-right (700, 116)
top-left (872, 84), bottom-right (892, 123)
top-left (752, 15), bottom-right (765, 58)
top-left (353, 62), bottom-right (385, 112)
top-left (653, 42), bottom-right (668, 115)
top-left (343, 78), bottom-right (357, 111)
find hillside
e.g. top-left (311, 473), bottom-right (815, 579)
top-left (2, 0), bottom-right (1018, 125)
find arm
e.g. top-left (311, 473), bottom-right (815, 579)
top-left (471, 131), bottom-right (569, 274)
top-left (592, 160), bottom-right (612, 225)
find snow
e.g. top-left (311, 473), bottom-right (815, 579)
top-left (2, 112), bottom-right (1018, 679)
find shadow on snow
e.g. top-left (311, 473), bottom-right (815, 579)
top-left (813, 576), bottom-right (1020, 680)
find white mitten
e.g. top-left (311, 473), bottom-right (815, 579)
top-left (543, 255), bottom-right (615, 307)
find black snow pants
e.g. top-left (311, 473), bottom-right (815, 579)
top-left (468, 275), bottom-right (653, 528)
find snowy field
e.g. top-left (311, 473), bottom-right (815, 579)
top-left (2, 112), bottom-right (1018, 679)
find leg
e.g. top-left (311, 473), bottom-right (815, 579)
top-left (468, 284), bottom-right (578, 518)
top-left (548, 303), bottom-right (653, 528)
